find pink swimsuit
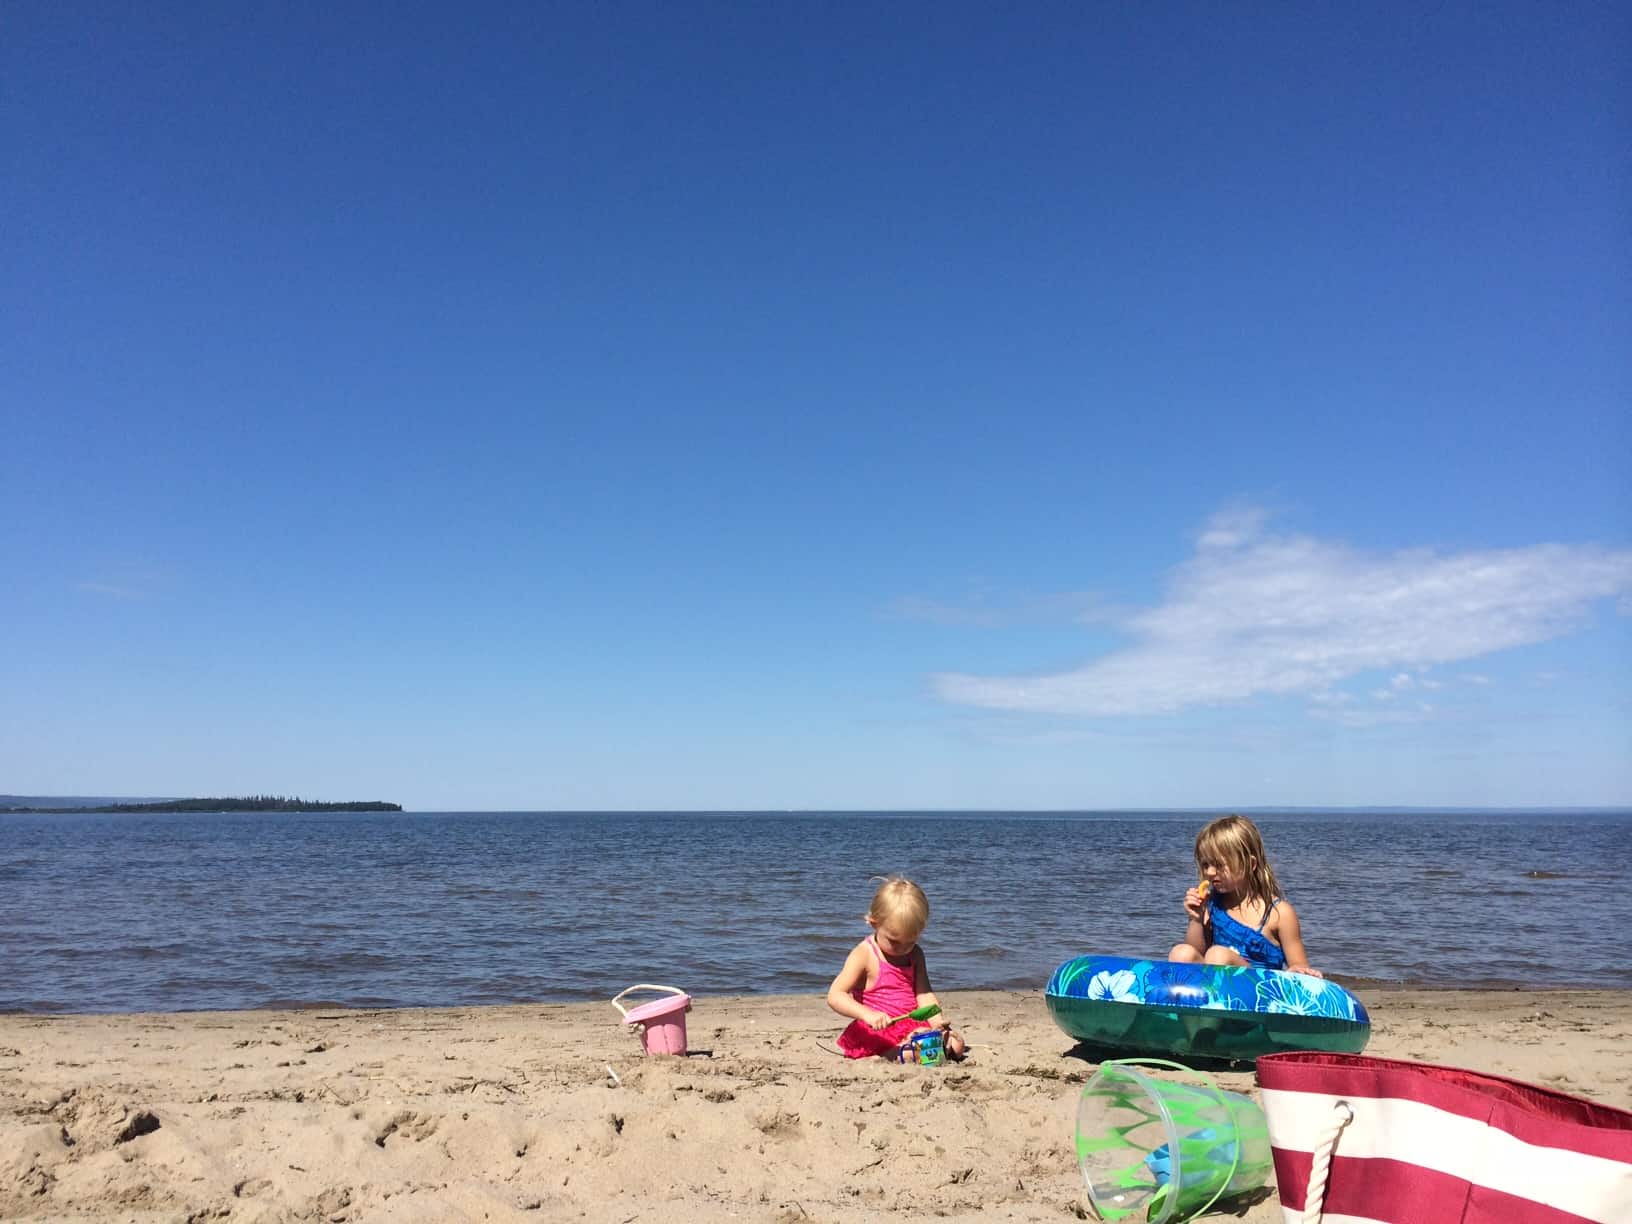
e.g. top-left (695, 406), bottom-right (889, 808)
top-left (836, 936), bottom-right (928, 1058)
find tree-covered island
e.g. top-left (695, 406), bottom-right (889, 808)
top-left (1, 795), bottom-right (402, 814)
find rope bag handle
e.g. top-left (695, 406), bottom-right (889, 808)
top-left (1301, 1100), bottom-right (1355, 1223)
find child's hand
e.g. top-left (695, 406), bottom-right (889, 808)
top-left (862, 1008), bottom-right (893, 1031)
top-left (1183, 886), bottom-right (1209, 921)
top-left (1287, 965), bottom-right (1324, 978)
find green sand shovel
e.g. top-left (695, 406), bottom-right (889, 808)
top-left (886, 1003), bottom-right (942, 1025)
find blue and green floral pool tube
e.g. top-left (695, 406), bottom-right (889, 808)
top-left (1045, 954), bottom-right (1370, 1060)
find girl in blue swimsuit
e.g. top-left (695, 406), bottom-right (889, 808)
top-left (1167, 814), bottom-right (1322, 977)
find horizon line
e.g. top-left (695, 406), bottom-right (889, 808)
top-left (394, 804), bottom-right (1632, 815)
top-left (6, 796), bottom-right (1628, 816)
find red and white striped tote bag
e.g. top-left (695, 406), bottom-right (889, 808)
top-left (1256, 1051), bottom-right (1632, 1224)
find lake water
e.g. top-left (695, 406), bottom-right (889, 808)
top-left (2, 809), bottom-right (1627, 1013)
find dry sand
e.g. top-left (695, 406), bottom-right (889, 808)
top-left (3, 987), bottom-right (1629, 1223)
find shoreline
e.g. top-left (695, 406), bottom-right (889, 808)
top-left (6, 973), bottom-right (1627, 1020)
top-left (4, 988), bottom-right (1630, 1222)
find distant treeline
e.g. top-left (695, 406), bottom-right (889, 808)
top-left (2, 795), bottom-right (402, 814)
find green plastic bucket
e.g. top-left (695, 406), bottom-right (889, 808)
top-left (1075, 1058), bottom-right (1271, 1223)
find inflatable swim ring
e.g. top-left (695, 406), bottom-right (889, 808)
top-left (1046, 954), bottom-right (1370, 1061)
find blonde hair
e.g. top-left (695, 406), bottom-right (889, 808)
top-left (1195, 815), bottom-right (1283, 906)
top-left (866, 875), bottom-right (929, 934)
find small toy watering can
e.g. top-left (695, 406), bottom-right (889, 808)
top-left (611, 984), bottom-right (692, 1056)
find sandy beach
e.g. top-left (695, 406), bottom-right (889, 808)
top-left (3, 986), bottom-right (1629, 1222)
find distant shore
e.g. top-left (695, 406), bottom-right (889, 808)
top-left (0, 797), bottom-right (401, 814)
top-left (3, 986), bottom-right (1628, 1222)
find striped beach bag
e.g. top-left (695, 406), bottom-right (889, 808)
top-left (1256, 1052), bottom-right (1632, 1224)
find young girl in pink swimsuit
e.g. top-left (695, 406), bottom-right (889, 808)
top-left (826, 876), bottom-right (966, 1060)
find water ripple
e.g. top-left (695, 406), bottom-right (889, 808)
top-left (0, 808), bottom-right (1627, 1012)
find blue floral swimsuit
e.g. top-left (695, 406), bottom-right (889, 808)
top-left (1207, 897), bottom-right (1286, 970)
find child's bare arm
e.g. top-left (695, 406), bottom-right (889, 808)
top-left (1180, 884), bottom-right (1210, 955)
top-left (911, 947), bottom-right (950, 1029)
top-left (827, 943), bottom-right (891, 1028)
top-left (1273, 902), bottom-right (1322, 977)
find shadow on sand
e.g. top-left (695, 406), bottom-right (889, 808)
top-left (1060, 1039), bottom-right (1256, 1074)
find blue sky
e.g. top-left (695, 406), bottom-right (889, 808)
top-left (5, 4), bottom-right (1628, 809)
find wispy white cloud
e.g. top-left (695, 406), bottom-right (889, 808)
top-left (1372, 671), bottom-right (1443, 698)
top-left (1310, 701), bottom-right (1436, 729)
top-left (1195, 505), bottom-right (1269, 551)
top-left (932, 509), bottom-right (1632, 717)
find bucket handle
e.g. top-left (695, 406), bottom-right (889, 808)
top-left (610, 984), bottom-right (688, 1020)
top-left (1095, 1057), bottom-right (1241, 1224)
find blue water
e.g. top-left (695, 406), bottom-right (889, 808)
top-left (2, 809), bottom-right (1627, 1013)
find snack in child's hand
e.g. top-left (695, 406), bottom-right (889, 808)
top-left (1197, 880), bottom-right (1211, 900)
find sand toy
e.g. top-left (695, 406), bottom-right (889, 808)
top-left (1076, 1057), bottom-right (1271, 1222)
top-left (611, 983), bottom-right (692, 1055)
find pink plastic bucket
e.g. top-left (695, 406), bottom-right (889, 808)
top-left (611, 984), bottom-right (691, 1056)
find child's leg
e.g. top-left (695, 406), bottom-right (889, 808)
top-left (1202, 944), bottom-right (1248, 967)
top-left (1168, 943), bottom-right (1202, 963)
